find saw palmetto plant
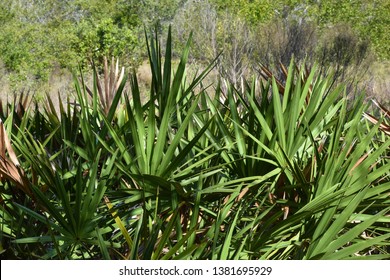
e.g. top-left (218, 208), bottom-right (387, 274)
top-left (0, 28), bottom-right (389, 260)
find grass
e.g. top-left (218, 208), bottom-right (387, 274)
top-left (0, 28), bottom-right (389, 260)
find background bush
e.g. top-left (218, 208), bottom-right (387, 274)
top-left (0, 0), bottom-right (389, 102)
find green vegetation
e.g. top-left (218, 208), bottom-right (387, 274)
top-left (0, 0), bottom-right (140, 91)
top-left (0, 0), bottom-right (389, 102)
top-left (0, 28), bottom-right (389, 260)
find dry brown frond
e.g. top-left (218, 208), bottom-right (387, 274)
top-left (259, 62), bottom-right (313, 102)
top-left (0, 119), bottom-right (33, 198)
top-left (85, 56), bottom-right (125, 116)
top-left (349, 150), bottom-right (372, 176)
top-left (259, 64), bottom-right (285, 94)
top-left (363, 100), bottom-right (390, 136)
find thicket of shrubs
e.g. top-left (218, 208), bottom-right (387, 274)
top-left (0, 0), bottom-right (389, 103)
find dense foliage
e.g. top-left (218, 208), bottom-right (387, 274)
top-left (0, 0), bottom-right (389, 96)
top-left (0, 29), bottom-right (389, 260)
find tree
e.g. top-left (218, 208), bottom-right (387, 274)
top-left (311, 0), bottom-right (390, 59)
top-left (173, 0), bottom-right (256, 88)
top-left (0, 0), bottom-right (142, 91)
